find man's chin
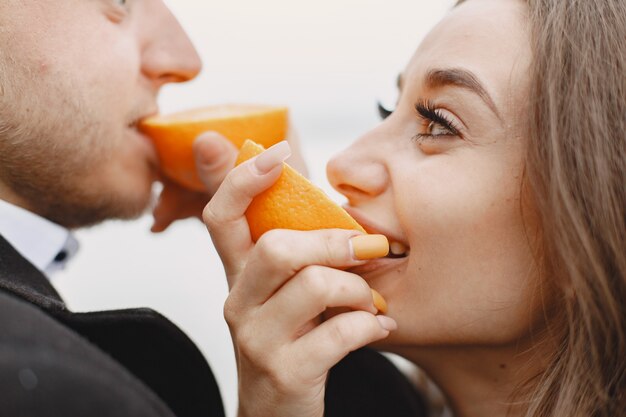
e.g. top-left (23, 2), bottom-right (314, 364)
top-left (39, 188), bottom-right (154, 229)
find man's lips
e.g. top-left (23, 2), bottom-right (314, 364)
top-left (128, 108), bottom-right (159, 129)
top-left (128, 110), bottom-right (159, 165)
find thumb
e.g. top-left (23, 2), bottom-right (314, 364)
top-left (193, 132), bottom-right (239, 195)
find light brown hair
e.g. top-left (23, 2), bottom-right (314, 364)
top-left (523, 0), bottom-right (625, 415)
top-left (456, 0), bottom-right (625, 415)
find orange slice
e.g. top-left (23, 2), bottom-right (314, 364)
top-left (236, 140), bottom-right (387, 314)
top-left (236, 139), bottom-right (366, 241)
top-left (139, 104), bottom-right (288, 191)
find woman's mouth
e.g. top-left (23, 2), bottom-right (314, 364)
top-left (342, 205), bottom-right (411, 275)
top-left (388, 240), bottom-right (410, 259)
top-left (348, 252), bottom-right (408, 277)
top-left (343, 205), bottom-right (410, 257)
top-left (353, 239), bottom-right (409, 276)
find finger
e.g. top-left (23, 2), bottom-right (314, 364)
top-left (193, 132), bottom-right (239, 195)
top-left (203, 141), bottom-right (291, 275)
top-left (151, 180), bottom-right (208, 233)
top-left (151, 184), bottom-right (177, 233)
top-left (258, 266), bottom-right (378, 342)
top-left (235, 230), bottom-right (388, 306)
top-left (290, 311), bottom-right (396, 381)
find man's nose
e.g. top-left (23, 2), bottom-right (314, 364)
top-left (326, 143), bottom-right (389, 204)
top-left (140, 1), bottom-right (202, 88)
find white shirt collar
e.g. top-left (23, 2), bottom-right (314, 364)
top-left (0, 198), bottom-right (79, 278)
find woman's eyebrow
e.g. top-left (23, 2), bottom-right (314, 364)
top-left (425, 67), bottom-right (503, 121)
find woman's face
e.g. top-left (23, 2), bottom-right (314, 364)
top-left (328, 0), bottom-right (544, 349)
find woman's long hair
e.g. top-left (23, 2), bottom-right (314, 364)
top-left (454, 0), bottom-right (625, 415)
top-left (523, 0), bottom-right (625, 415)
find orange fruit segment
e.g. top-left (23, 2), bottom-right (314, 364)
top-left (139, 104), bottom-right (288, 191)
top-left (236, 140), bottom-right (388, 315)
top-left (235, 140), bottom-right (366, 241)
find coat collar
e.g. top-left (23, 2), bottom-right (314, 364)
top-left (0, 234), bottom-right (66, 311)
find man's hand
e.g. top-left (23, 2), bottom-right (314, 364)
top-left (151, 132), bottom-right (237, 233)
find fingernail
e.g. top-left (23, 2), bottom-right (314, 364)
top-left (253, 141), bottom-right (291, 175)
top-left (371, 289), bottom-right (388, 314)
top-left (376, 315), bottom-right (397, 331)
top-left (350, 234), bottom-right (389, 260)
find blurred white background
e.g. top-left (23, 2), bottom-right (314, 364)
top-left (54, 1), bottom-right (453, 416)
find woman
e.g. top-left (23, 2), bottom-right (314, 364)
top-left (203, 0), bottom-right (625, 415)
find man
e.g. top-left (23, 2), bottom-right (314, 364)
top-left (0, 0), bottom-right (233, 415)
top-left (0, 0), bottom-right (424, 415)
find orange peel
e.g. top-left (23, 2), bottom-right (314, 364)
top-left (236, 139), bottom-right (365, 241)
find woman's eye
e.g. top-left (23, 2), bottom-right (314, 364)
top-left (427, 120), bottom-right (454, 136)
top-left (116, 0), bottom-right (126, 5)
top-left (412, 101), bottom-right (461, 143)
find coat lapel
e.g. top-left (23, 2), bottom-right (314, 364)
top-left (0, 234), bottom-right (66, 310)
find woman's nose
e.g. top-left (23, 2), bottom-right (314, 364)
top-left (326, 143), bottom-right (389, 204)
top-left (140, 1), bottom-right (202, 88)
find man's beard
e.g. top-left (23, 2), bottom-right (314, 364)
top-left (0, 133), bottom-right (153, 229)
top-left (0, 93), bottom-right (153, 229)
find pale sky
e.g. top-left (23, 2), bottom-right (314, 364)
top-left (55, 2), bottom-right (454, 416)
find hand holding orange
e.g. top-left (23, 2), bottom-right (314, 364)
top-left (139, 104), bottom-right (288, 191)
top-left (236, 140), bottom-right (388, 314)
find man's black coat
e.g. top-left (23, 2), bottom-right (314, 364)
top-left (0, 234), bottom-right (426, 417)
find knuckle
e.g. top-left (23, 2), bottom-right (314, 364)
top-left (224, 165), bottom-right (250, 194)
top-left (327, 319), bottom-right (353, 348)
top-left (298, 266), bottom-right (329, 298)
top-left (321, 230), bottom-right (351, 263)
top-left (234, 325), bottom-right (263, 360)
top-left (271, 374), bottom-right (298, 395)
top-left (236, 337), bottom-right (284, 382)
top-left (235, 327), bottom-right (253, 351)
top-left (255, 230), bottom-right (294, 265)
top-left (202, 202), bottom-right (220, 230)
top-left (222, 294), bottom-right (241, 328)
top-left (359, 311), bottom-right (384, 336)
top-left (327, 311), bottom-right (380, 351)
top-left (263, 355), bottom-right (298, 394)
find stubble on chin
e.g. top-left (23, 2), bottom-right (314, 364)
top-left (0, 78), bottom-right (153, 229)
top-left (0, 132), bottom-right (154, 228)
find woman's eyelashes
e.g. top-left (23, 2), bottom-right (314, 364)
top-left (412, 101), bottom-right (462, 143)
top-left (377, 101), bottom-right (394, 120)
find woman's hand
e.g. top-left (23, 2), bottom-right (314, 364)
top-left (203, 142), bottom-right (397, 417)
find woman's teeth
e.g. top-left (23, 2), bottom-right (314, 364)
top-left (388, 241), bottom-right (409, 258)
